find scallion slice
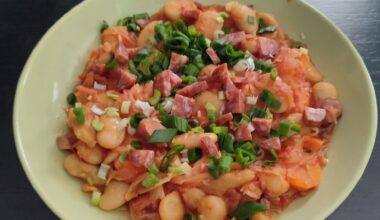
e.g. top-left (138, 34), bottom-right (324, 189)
top-left (106, 92), bottom-right (119, 100)
top-left (188, 148), bottom-right (203, 163)
top-left (191, 126), bottom-right (204, 133)
top-left (149, 129), bottom-right (178, 144)
top-left (210, 125), bottom-right (228, 134)
top-left (148, 89), bottom-right (162, 105)
top-left (130, 140), bottom-right (142, 149)
top-left (218, 133), bottom-right (234, 153)
top-left (148, 163), bottom-right (159, 175)
top-left (278, 120), bottom-right (301, 137)
top-left (205, 103), bottom-right (217, 123)
top-left (90, 191), bottom-right (102, 207)
top-left (105, 55), bottom-right (119, 69)
top-left (247, 15), bottom-right (255, 24)
top-left (263, 149), bottom-right (279, 166)
top-left (129, 113), bottom-right (145, 128)
top-left (73, 105), bottom-right (85, 124)
top-left (159, 144), bottom-right (185, 171)
top-left (118, 151), bottom-right (129, 163)
top-left (162, 115), bottom-right (189, 133)
top-left (207, 154), bottom-right (233, 179)
top-left (91, 119), bottom-right (104, 131)
top-left (259, 89), bottom-right (281, 110)
top-left (104, 107), bottom-right (120, 117)
top-left (270, 68), bottom-right (278, 81)
top-left (229, 202), bottom-right (267, 220)
top-left (142, 173), bottom-right (160, 188)
top-left (100, 20), bottom-right (109, 33)
top-left (66, 92), bottom-right (76, 106)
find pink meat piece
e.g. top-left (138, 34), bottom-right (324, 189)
top-left (129, 149), bottom-right (155, 168)
top-left (231, 76), bottom-right (247, 84)
top-left (137, 118), bottom-right (165, 140)
top-left (316, 98), bottom-right (343, 125)
top-left (108, 67), bottom-right (137, 91)
top-left (256, 37), bottom-right (279, 58)
top-left (171, 94), bottom-right (196, 118)
top-left (304, 107), bottom-right (326, 126)
top-left (206, 63), bottom-right (229, 90)
top-left (258, 137), bottom-right (281, 151)
top-left (200, 136), bottom-right (221, 157)
top-left (135, 19), bottom-right (149, 29)
top-left (235, 124), bottom-right (253, 142)
top-left (176, 81), bottom-right (208, 97)
top-left (154, 70), bottom-right (182, 97)
top-left (225, 77), bottom-right (238, 100)
top-left (56, 131), bottom-right (78, 150)
top-left (252, 118), bottom-right (272, 136)
top-left (206, 48), bottom-right (221, 65)
top-left (226, 90), bottom-right (245, 113)
top-left (115, 41), bottom-right (129, 63)
top-left (181, 9), bottom-right (201, 24)
top-left (169, 52), bottom-right (189, 73)
top-left (220, 31), bottom-right (246, 46)
top-left (216, 113), bottom-right (233, 125)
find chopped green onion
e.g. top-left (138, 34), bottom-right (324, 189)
top-left (254, 59), bottom-right (273, 73)
top-left (66, 92), bottom-right (76, 106)
top-left (257, 18), bottom-right (276, 34)
top-left (105, 55), bottom-right (119, 69)
top-left (187, 25), bottom-right (197, 36)
top-left (188, 148), bottom-right (203, 163)
top-left (149, 129), bottom-right (178, 144)
top-left (104, 107), bottom-right (119, 117)
top-left (73, 105), bottom-right (85, 124)
top-left (269, 129), bottom-right (280, 137)
top-left (210, 125), bottom-right (228, 134)
top-left (182, 64), bottom-right (199, 76)
top-left (142, 173), bottom-right (160, 188)
top-left (148, 89), bottom-right (162, 105)
top-left (218, 133), bottom-right (234, 153)
top-left (148, 163), bottom-right (159, 175)
top-left (184, 213), bottom-right (198, 220)
top-left (118, 151), bottom-right (129, 163)
top-left (161, 115), bottom-right (189, 133)
top-left (270, 68), bottom-right (278, 81)
top-left (247, 15), bottom-right (256, 24)
top-left (205, 103), bottom-right (217, 123)
top-left (159, 144), bottom-right (185, 171)
top-left (129, 113), bottom-right (145, 128)
top-left (246, 108), bottom-right (267, 119)
top-left (133, 12), bottom-right (150, 20)
top-left (211, 39), bottom-right (249, 66)
top-left (207, 154), bottom-right (233, 179)
top-left (130, 140), bottom-right (142, 149)
top-left (168, 166), bottom-right (185, 175)
top-left (181, 75), bottom-right (198, 85)
top-left (263, 149), bottom-right (279, 166)
top-left (235, 142), bottom-right (256, 167)
top-left (278, 120), bottom-right (301, 137)
top-left (220, 12), bottom-right (229, 19)
top-left (91, 119), bottom-right (104, 131)
top-left (90, 191), bottom-right (102, 206)
top-left (100, 20), bottom-right (109, 33)
top-left (191, 126), bottom-right (204, 133)
top-left (233, 113), bottom-right (250, 125)
top-left (259, 89), bottom-right (281, 110)
top-left (229, 202), bottom-right (267, 220)
top-left (121, 101), bottom-right (131, 114)
top-left (106, 92), bottom-right (119, 100)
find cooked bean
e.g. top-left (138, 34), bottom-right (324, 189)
top-left (306, 63), bottom-right (323, 83)
top-left (137, 21), bottom-right (158, 47)
top-left (76, 143), bottom-right (105, 165)
top-left (195, 10), bottom-right (223, 40)
top-left (226, 1), bottom-right (258, 34)
top-left (259, 170), bottom-right (289, 196)
top-left (159, 191), bottom-right (185, 220)
top-left (99, 181), bottom-right (130, 210)
top-left (68, 108), bottom-right (96, 147)
top-left (198, 195), bottom-right (227, 220)
top-left (164, 0), bottom-right (197, 21)
top-left (63, 154), bottom-right (105, 185)
top-left (96, 115), bottom-right (125, 149)
top-left (312, 81), bottom-right (337, 101)
top-left (181, 188), bottom-right (206, 210)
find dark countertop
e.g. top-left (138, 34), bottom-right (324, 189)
top-left (0, 0), bottom-right (379, 219)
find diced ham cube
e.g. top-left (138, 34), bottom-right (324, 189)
top-left (304, 107), bottom-right (326, 126)
top-left (154, 70), bottom-right (182, 97)
top-left (226, 90), bottom-right (245, 113)
top-left (128, 149), bottom-right (155, 168)
top-left (169, 52), bottom-right (189, 73)
top-left (115, 41), bottom-right (129, 63)
top-left (225, 77), bottom-right (238, 100)
top-left (200, 136), bottom-right (221, 157)
top-left (252, 118), bottom-right (272, 136)
top-left (206, 48), bottom-right (221, 65)
top-left (231, 76), bottom-right (247, 84)
top-left (258, 137), bottom-right (281, 151)
top-left (181, 9), bottom-right (201, 24)
top-left (171, 94), bottom-right (196, 118)
top-left (256, 37), bottom-right (279, 58)
top-left (108, 67), bottom-right (137, 91)
top-left (220, 31), bottom-right (246, 46)
top-left (223, 189), bottom-right (242, 213)
top-left (207, 63), bottom-right (229, 90)
top-left (56, 131), bottom-right (78, 150)
top-left (316, 98), bottom-right (343, 125)
top-left (176, 81), bottom-right (208, 97)
top-left (137, 118), bottom-right (165, 140)
top-left (235, 124), bottom-right (253, 142)
top-left (216, 113), bottom-right (233, 125)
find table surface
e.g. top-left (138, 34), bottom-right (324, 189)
top-left (1, 0), bottom-right (379, 219)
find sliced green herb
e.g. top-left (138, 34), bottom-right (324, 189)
top-left (229, 202), bottom-right (267, 220)
top-left (247, 15), bottom-right (255, 24)
top-left (233, 113), bottom-right (250, 126)
top-left (129, 113), bottom-right (145, 128)
top-left (254, 59), bottom-right (273, 73)
top-left (278, 120), bottom-right (301, 137)
top-left (259, 89), bottom-right (281, 110)
top-left (191, 126), bottom-right (204, 133)
top-left (100, 20), bottom-right (109, 33)
top-left (188, 148), bottom-right (203, 163)
top-left (91, 119), bottom-right (104, 131)
top-left (149, 129), bottom-right (178, 144)
top-left (205, 103), bottom-right (217, 123)
top-left (142, 173), bottom-right (159, 188)
top-left (130, 140), bottom-right (142, 149)
top-left (118, 151), bottom-right (129, 163)
top-left (207, 154), bottom-right (233, 179)
top-left (105, 55), bottom-right (119, 69)
top-left (257, 18), bottom-right (277, 34)
top-left (270, 68), bottom-right (278, 81)
top-left (66, 92), bottom-right (76, 106)
top-left (148, 89), bottom-right (162, 105)
top-left (218, 133), bottom-right (234, 153)
top-left (159, 144), bottom-right (185, 171)
top-left (90, 191), bottom-right (102, 207)
top-left (73, 105), bottom-right (85, 124)
top-left (148, 163), bottom-right (159, 175)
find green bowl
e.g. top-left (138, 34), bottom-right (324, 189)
top-left (13, 0), bottom-right (377, 219)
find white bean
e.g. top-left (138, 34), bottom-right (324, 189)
top-left (226, 1), bottom-right (258, 34)
top-left (99, 181), bottom-right (130, 211)
top-left (312, 81), bottom-right (337, 101)
top-left (181, 188), bottom-right (206, 210)
top-left (172, 132), bottom-right (217, 149)
top-left (164, 0), bottom-right (197, 21)
top-left (195, 10), bottom-right (223, 40)
top-left (63, 154), bottom-right (105, 185)
top-left (251, 212), bottom-right (275, 220)
top-left (137, 21), bottom-right (158, 47)
top-left (96, 115), bottom-right (125, 149)
top-left (76, 143), bottom-right (105, 165)
top-left (195, 91), bottom-right (224, 113)
top-left (68, 108), bottom-right (96, 147)
top-left (159, 191), bottom-right (185, 220)
top-left (198, 195), bottom-right (227, 220)
top-left (259, 170), bottom-right (289, 197)
top-left (306, 63), bottom-right (323, 83)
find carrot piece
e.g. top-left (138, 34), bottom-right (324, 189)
top-left (302, 136), bottom-right (323, 152)
top-left (287, 163), bottom-right (321, 191)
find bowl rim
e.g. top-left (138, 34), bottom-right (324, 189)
top-left (13, 0), bottom-right (378, 219)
